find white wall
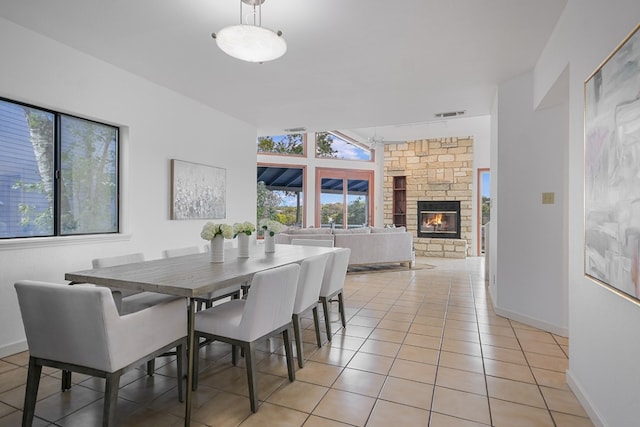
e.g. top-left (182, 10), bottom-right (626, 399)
top-left (0, 19), bottom-right (257, 357)
top-left (533, 1), bottom-right (640, 426)
top-left (494, 71), bottom-right (569, 335)
top-left (489, 92), bottom-right (499, 303)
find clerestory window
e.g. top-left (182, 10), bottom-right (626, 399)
top-left (315, 131), bottom-right (373, 161)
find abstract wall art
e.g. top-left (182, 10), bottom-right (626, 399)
top-left (584, 24), bottom-right (640, 301)
top-left (171, 159), bottom-right (226, 220)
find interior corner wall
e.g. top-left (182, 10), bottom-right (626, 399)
top-left (534, 1), bottom-right (640, 426)
top-left (494, 71), bottom-right (568, 336)
top-left (488, 93), bottom-right (498, 304)
top-left (0, 18), bottom-right (257, 357)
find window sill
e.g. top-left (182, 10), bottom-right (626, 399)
top-left (0, 233), bottom-right (132, 251)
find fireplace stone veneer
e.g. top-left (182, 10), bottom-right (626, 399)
top-left (383, 137), bottom-right (473, 258)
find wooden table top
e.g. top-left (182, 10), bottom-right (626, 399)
top-left (65, 244), bottom-right (335, 298)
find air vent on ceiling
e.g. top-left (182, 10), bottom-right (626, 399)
top-left (434, 110), bottom-right (466, 119)
top-left (283, 127), bottom-right (307, 133)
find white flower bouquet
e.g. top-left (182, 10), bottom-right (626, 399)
top-left (259, 219), bottom-right (284, 237)
top-left (233, 221), bottom-right (256, 237)
top-left (201, 222), bottom-right (234, 240)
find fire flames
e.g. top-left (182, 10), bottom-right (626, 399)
top-left (426, 213), bottom-right (443, 227)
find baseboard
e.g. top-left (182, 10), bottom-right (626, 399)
top-left (490, 298), bottom-right (568, 337)
top-left (0, 340), bottom-right (27, 358)
top-left (566, 369), bottom-right (605, 427)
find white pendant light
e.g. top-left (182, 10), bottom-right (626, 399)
top-left (213, 0), bottom-right (287, 63)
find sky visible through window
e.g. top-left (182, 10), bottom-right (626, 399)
top-left (482, 172), bottom-right (490, 197)
top-left (329, 137), bottom-right (371, 161)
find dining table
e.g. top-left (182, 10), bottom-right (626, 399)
top-left (64, 243), bottom-right (337, 426)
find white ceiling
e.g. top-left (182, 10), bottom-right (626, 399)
top-left (0, 0), bottom-right (566, 141)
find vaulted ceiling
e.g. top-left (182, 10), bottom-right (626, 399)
top-left (0, 0), bottom-right (566, 141)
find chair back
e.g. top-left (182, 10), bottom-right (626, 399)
top-left (92, 253), bottom-right (145, 298)
top-left (293, 254), bottom-right (329, 315)
top-left (92, 252), bottom-right (144, 268)
top-left (291, 238), bottom-right (334, 248)
top-left (239, 264), bottom-right (300, 341)
top-left (163, 246), bottom-right (200, 258)
top-left (15, 280), bottom-right (120, 371)
top-left (320, 248), bottom-right (351, 297)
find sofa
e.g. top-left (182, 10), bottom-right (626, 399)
top-left (276, 226), bottom-right (413, 267)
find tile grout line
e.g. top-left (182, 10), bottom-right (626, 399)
top-left (426, 270), bottom-right (457, 427)
top-left (507, 317), bottom-right (560, 427)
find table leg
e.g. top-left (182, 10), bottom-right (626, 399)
top-left (184, 298), bottom-right (196, 426)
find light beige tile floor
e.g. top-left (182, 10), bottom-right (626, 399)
top-left (0, 257), bottom-right (595, 426)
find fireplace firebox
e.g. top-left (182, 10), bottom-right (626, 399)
top-left (417, 201), bottom-right (461, 239)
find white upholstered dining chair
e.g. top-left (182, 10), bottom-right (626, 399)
top-left (164, 246), bottom-right (242, 310)
top-left (292, 253), bottom-right (329, 368)
top-left (67, 252), bottom-right (182, 385)
top-left (319, 248), bottom-right (351, 341)
top-left (192, 263), bottom-right (300, 412)
top-left (15, 280), bottom-right (187, 427)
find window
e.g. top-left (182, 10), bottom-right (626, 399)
top-left (478, 168), bottom-right (490, 254)
top-left (315, 168), bottom-right (373, 228)
top-left (315, 131), bottom-right (372, 161)
top-left (257, 165), bottom-right (304, 229)
top-left (257, 133), bottom-right (305, 156)
top-left (0, 98), bottom-right (119, 239)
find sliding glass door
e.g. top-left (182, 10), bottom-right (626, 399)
top-left (316, 168), bottom-right (373, 229)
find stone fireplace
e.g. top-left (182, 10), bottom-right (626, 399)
top-left (384, 137), bottom-right (473, 258)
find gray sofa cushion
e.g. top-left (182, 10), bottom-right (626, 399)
top-left (332, 227), bottom-right (371, 234)
top-left (370, 226), bottom-right (407, 233)
top-left (287, 227), bottom-right (332, 235)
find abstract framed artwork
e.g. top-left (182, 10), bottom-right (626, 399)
top-left (170, 159), bottom-right (226, 220)
top-left (584, 23), bottom-right (640, 302)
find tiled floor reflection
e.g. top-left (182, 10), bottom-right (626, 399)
top-left (0, 257), bottom-right (594, 426)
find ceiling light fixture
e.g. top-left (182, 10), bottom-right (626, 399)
top-left (212, 0), bottom-right (286, 63)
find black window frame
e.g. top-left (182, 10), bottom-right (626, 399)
top-left (0, 96), bottom-right (120, 239)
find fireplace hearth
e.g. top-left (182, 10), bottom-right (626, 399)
top-left (417, 201), bottom-right (461, 239)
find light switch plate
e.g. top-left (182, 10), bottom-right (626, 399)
top-left (542, 192), bottom-right (555, 204)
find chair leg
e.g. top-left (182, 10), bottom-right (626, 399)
top-left (192, 334), bottom-right (200, 391)
top-left (104, 372), bottom-right (121, 427)
top-left (146, 359), bottom-right (155, 376)
top-left (61, 369), bottom-right (72, 391)
top-left (320, 296), bottom-right (332, 341)
top-left (337, 291), bottom-right (347, 328)
top-left (312, 306), bottom-right (322, 348)
top-left (292, 314), bottom-right (304, 368)
top-left (232, 345), bottom-right (238, 366)
top-left (241, 282), bottom-right (250, 298)
top-left (282, 328), bottom-right (296, 382)
top-left (244, 342), bottom-right (258, 413)
top-left (176, 343), bottom-right (185, 403)
top-left (22, 357), bottom-right (42, 427)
